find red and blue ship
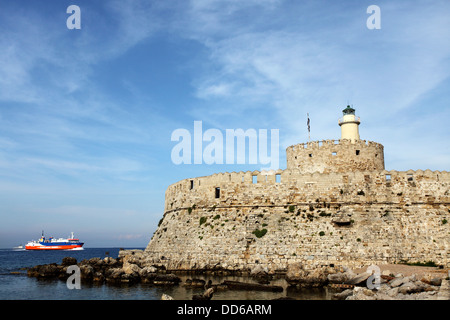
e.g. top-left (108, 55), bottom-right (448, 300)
top-left (25, 232), bottom-right (84, 250)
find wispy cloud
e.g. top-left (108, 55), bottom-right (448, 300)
top-left (169, 1), bottom-right (450, 153)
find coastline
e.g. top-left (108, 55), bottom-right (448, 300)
top-left (24, 249), bottom-right (450, 300)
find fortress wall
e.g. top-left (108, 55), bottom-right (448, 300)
top-left (146, 169), bottom-right (450, 272)
top-left (164, 169), bottom-right (450, 212)
top-left (286, 139), bottom-right (385, 173)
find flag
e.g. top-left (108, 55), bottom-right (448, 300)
top-left (307, 113), bottom-right (310, 133)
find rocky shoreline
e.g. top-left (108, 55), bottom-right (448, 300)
top-left (25, 249), bottom-right (449, 300)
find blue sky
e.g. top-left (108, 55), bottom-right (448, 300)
top-left (0, 0), bottom-right (449, 248)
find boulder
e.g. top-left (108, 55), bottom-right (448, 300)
top-left (346, 287), bottom-right (376, 300)
top-left (345, 272), bottom-right (371, 286)
top-left (80, 264), bottom-right (94, 279)
top-left (61, 257), bottom-right (77, 266)
top-left (333, 289), bottom-right (353, 300)
top-left (153, 273), bottom-right (181, 286)
top-left (286, 263), bottom-right (332, 287)
top-left (430, 278), bottom-right (442, 286)
top-left (27, 263), bottom-right (62, 278)
top-left (105, 268), bottom-right (125, 282)
top-left (389, 277), bottom-right (405, 288)
top-left (398, 281), bottom-right (418, 294)
top-left (103, 257), bottom-right (117, 265)
top-left (192, 288), bottom-right (214, 300)
top-left (184, 278), bottom-right (206, 288)
top-left (161, 294), bottom-right (174, 300)
top-left (123, 261), bottom-right (141, 275)
top-left (139, 266), bottom-right (158, 283)
top-left (93, 272), bottom-right (105, 283)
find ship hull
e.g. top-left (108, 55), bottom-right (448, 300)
top-left (25, 244), bottom-right (84, 250)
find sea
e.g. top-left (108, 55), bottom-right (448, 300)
top-left (0, 247), bottom-right (333, 301)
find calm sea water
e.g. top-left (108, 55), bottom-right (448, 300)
top-left (0, 248), bottom-right (332, 300)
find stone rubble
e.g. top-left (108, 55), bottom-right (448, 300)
top-left (25, 250), bottom-right (449, 300)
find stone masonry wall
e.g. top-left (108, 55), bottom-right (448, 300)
top-left (286, 139), bottom-right (385, 173)
top-left (145, 169), bottom-right (450, 272)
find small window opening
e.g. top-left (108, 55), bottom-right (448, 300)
top-left (190, 180), bottom-right (194, 190)
top-left (215, 187), bottom-right (220, 198)
top-left (276, 174), bottom-right (281, 183)
top-left (252, 175), bottom-right (257, 184)
top-left (407, 174), bottom-right (413, 182)
top-left (242, 176), bottom-right (245, 182)
top-left (356, 150), bottom-right (360, 155)
top-left (309, 153), bottom-right (313, 158)
top-left (385, 174), bottom-right (391, 182)
top-left (332, 152), bottom-right (337, 156)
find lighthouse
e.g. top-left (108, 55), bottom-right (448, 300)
top-left (338, 105), bottom-right (360, 142)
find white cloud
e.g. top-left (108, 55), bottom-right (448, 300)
top-left (172, 1), bottom-right (450, 155)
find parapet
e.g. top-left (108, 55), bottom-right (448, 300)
top-left (286, 139), bottom-right (385, 173)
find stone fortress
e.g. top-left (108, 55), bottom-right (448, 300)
top-left (145, 106), bottom-right (449, 273)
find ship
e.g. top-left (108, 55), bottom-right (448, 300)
top-left (25, 232), bottom-right (84, 250)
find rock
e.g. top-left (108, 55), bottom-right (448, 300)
top-left (386, 287), bottom-right (399, 297)
top-left (285, 263), bottom-right (307, 285)
top-left (250, 264), bottom-right (271, 284)
top-left (389, 277), bottom-right (405, 288)
top-left (328, 269), bottom-right (355, 284)
top-left (161, 294), bottom-right (174, 300)
top-left (80, 265), bottom-right (94, 280)
top-left (120, 272), bottom-right (139, 283)
top-left (430, 278), bottom-right (442, 286)
top-left (333, 289), bottom-right (353, 300)
top-left (153, 273), bottom-right (181, 286)
top-left (81, 257), bottom-right (102, 266)
top-left (139, 266), bottom-right (158, 283)
top-left (123, 261), bottom-right (141, 275)
top-left (105, 268), bottom-right (125, 282)
top-left (345, 272), bottom-right (371, 286)
top-left (184, 278), bottom-right (206, 288)
top-left (27, 263), bottom-right (62, 278)
top-left (62, 257), bottom-right (77, 266)
top-left (93, 272), bottom-right (105, 283)
top-left (437, 279), bottom-right (450, 300)
top-left (398, 281), bottom-right (417, 294)
top-left (286, 263), bottom-right (333, 287)
top-left (346, 287), bottom-right (376, 300)
top-left (103, 257), bottom-right (117, 265)
top-left (381, 270), bottom-right (391, 276)
top-left (192, 288), bottom-right (214, 300)
top-left (250, 264), bottom-right (268, 276)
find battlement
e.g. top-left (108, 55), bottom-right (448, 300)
top-left (286, 139), bottom-right (385, 173)
top-left (164, 168), bottom-right (450, 212)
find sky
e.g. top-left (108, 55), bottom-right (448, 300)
top-left (0, 0), bottom-right (449, 248)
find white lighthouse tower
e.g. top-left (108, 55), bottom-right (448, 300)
top-left (338, 105), bottom-right (360, 142)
